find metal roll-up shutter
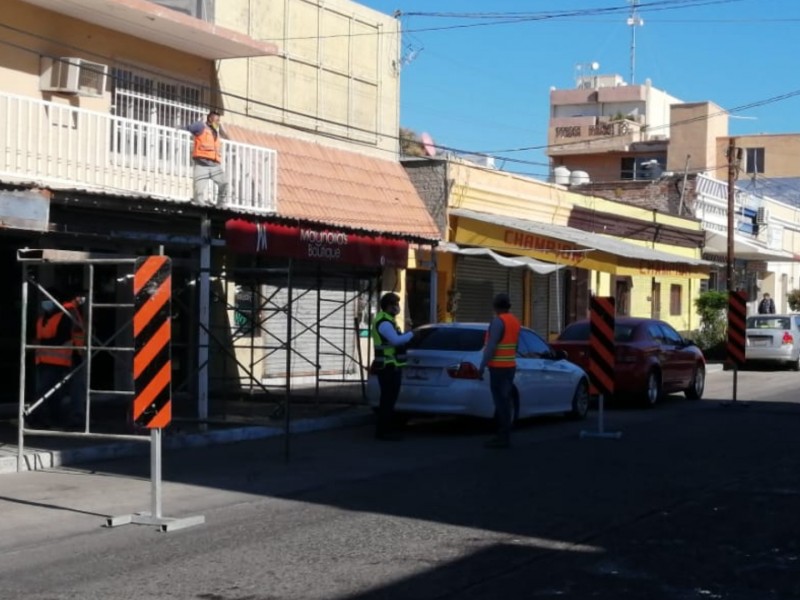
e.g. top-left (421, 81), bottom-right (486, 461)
top-left (548, 270), bottom-right (565, 340)
top-left (262, 276), bottom-right (358, 378)
top-left (531, 272), bottom-right (549, 337)
top-left (455, 256), bottom-right (523, 322)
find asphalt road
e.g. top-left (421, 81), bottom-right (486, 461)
top-left (1, 368), bottom-right (799, 600)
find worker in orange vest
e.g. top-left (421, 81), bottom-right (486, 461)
top-left (186, 110), bottom-right (228, 206)
top-left (30, 293), bottom-right (75, 428)
top-left (478, 293), bottom-right (521, 449)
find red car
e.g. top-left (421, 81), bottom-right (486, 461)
top-left (551, 317), bottom-right (706, 406)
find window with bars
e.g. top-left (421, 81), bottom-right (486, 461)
top-left (111, 67), bottom-right (205, 127)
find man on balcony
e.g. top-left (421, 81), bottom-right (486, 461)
top-left (186, 111), bottom-right (228, 206)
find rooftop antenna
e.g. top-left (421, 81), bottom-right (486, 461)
top-left (627, 0), bottom-right (644, 84)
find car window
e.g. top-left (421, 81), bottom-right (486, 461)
top-left (647, 324), bottom-right (664, 343)
top-left (658, 323), bottom-right (684, 345)
top-left (795, 317), bottom-right (800, 330)
top-left (409, 327), bottom-right (485, 351)
top-left (559, 322), bottom-right (635, 342)
top-left (747, 316), bottom-right (790, 330)
top-left (517, 329), bottom-right (550, 358)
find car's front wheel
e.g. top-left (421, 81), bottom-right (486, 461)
top-left (568, 379), bottom-right (590, 420)
top-left (685, 363), bottom-right (705, 400)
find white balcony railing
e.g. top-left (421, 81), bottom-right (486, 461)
top-left (0, 92), bottom-right (276, 213)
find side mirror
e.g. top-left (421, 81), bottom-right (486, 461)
top-left (553, 349), bottom-right (568, 361)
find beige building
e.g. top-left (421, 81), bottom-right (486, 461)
top-left (0, 0), bottom-right (439, 421)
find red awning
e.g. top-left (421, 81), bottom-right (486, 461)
top-left (225, 220), bottom-right (408, 268)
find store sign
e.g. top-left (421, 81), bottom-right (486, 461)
top-left (224, 220), bottom-right (409, 268)
top-left (504, 229), bottom-right (582, 264)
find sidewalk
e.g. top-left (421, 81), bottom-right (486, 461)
top-left (0, 383), bottom-right (373, 475)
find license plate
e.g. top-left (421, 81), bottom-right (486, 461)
top-left (750, 339), bottom-right (769, 347)
top-left (405, 368), bottom-right (429, 381)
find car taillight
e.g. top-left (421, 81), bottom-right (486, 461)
top-left (615, 346), bottom-right (637, 364)
top-left (782, 332), bottom-right (794, 345)
top-left (446, 362), bottom-right (481, 379)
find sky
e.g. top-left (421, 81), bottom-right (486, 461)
top-left (355, 0), bottom-right (800, 178)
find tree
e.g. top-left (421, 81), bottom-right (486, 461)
top-left (788, 289), bottom-right (800, 312)
top-left (693, 290), bottom-right (728, 358)
top-left (399, 127), bottom-right (426, 157)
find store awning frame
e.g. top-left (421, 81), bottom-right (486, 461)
top-left (450, 208), bottom-right (712, 278)
top-left (705, 231), bottom-right (796, 262)
top-left (437, 242), bottom-right (563, 275)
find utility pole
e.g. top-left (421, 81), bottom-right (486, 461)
top-left (727, 137), bottom-right (737, 290)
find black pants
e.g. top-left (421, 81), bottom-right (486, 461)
top-left (376, 365), bottom-right (402, 436)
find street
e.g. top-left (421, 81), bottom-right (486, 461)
top-left (1, 368), bottom-right (799, 600)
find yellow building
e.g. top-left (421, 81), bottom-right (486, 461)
top-left (405, 157), bottom-right (710, 336)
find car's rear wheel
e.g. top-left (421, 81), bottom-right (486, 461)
top-left (641, 369), bottom-right (662, 407)
top-left (568, 379), bottom-right (590, 420)
top-left (790, 355), bottom-right (800, 372)
top-left (685, 363), bottom-right (705, 400)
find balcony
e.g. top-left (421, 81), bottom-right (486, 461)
top-left (0, 92), bottom-right (277, 213)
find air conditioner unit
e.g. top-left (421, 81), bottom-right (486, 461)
top-left (40, 57), bottom-right (108, 97)
top-left (756, 206), bottom-right (770, 224)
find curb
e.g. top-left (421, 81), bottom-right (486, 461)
top-left (0, 411), bottom-right (374, 475)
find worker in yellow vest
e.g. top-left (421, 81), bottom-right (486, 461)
top-left (186, 111), bottom-right (228, 206)
top-left (478, 293), bottom-right (521, 449)
top-left (370, 293), bottom-right (413, 440)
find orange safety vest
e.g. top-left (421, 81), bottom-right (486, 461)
top-left (486, 313), bottom-right (521, 368)
top-left (35, 311), bottom-right (73, 367)
top-left (64, 300), bottom-right (86, 353)
top-left (192, 125), bottom-right (221, 163)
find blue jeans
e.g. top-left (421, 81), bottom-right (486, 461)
top-left (489, 366), bottom-right (516, 439)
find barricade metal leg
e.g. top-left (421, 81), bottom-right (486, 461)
top-left (580, 394), bottom-right (622, 440)
top-left (106, 429), bottom-right (205, 532)
top-left (721, 364), bottom-right (750, 408)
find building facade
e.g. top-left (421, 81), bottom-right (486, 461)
top-left (0, 0), bottom-right (439, 422)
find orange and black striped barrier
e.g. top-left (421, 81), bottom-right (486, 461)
top-left (724, 289), bottom-right (749, 406)
top-left (726, 290), bottom-right (747, 367)
top-left (581, 296), bottom-right (621, 439)
top-left (588, 296), bottom-right (616, 398)
top-left (133, 256), bottom-right (172, 429)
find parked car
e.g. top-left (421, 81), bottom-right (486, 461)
top-left (745, 314), bottom-right (800, 370)
top-left (366, 323), bottom-right (591, 423)
top-left (550, 317), bottom-right (705, 406)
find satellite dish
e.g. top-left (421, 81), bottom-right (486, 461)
top-left (420, 132), bottom-right (437, 157)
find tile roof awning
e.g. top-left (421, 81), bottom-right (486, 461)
top-left (224, 125), bottom-right (440, 242)
top-left (21, 0), bottom-right (279, 59)
top-left (450, 208), bottom-right (711, 278)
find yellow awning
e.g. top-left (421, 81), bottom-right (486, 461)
top-left (450, 208), bottom-right (711, 278)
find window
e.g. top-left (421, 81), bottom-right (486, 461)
top-left (651, 282), bottom-right (661, 319)
top-left (670, 284), bottom-right (682, 316)
top-left (620, 157), bottom-right (635, 180)
top-left (409, 327), bottom-right (485, 351)
top-left (658, 323), bottom-right (685, 345)
top-left (517, 329), bottom-right (550, 358)
top-left (111, 67), bottom-right (205, 127)
top-left (745, 147), bottom-right (765, 174)
top-left (647, 324), bottom-right (664, 343)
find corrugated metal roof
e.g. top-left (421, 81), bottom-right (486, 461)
top-left (224, 125), bottom-right (440, 241)
top-left (451, 208), bottom-right (712, 267)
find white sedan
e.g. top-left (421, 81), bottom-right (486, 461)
top-left (367, 322), bottom-right (590, 423)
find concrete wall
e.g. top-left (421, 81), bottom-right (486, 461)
top-left (668, 102), bottom-right (729, 175)
top-left (215, 0), bottom-right (400, 160)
